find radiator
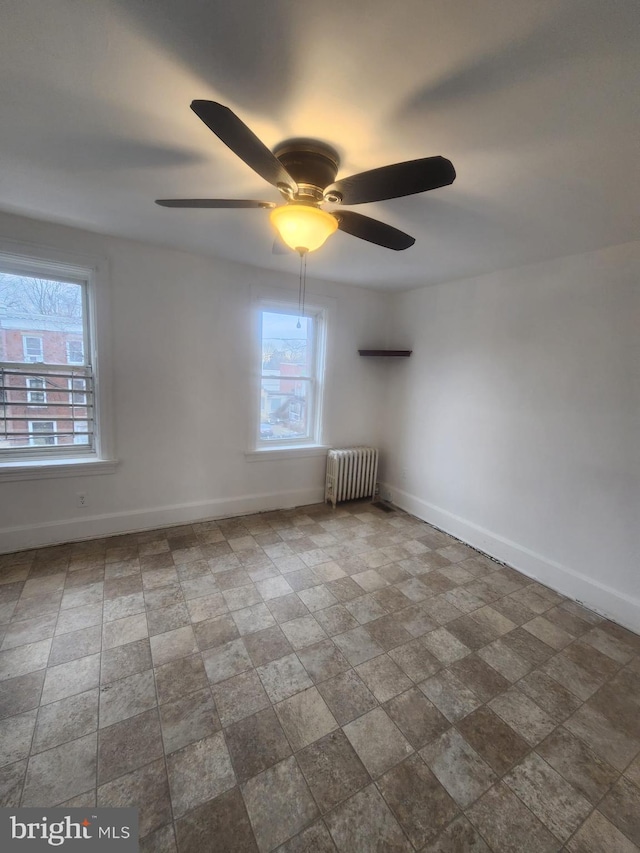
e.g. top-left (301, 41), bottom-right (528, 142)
top-left (325, 447), bottom-right (379, 508)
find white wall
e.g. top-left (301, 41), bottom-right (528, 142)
top-left (380, 241), bottom-right (640, 631)
top-left (2, 211), bottom-right (638, 633)
top-left (0, 212), bottom-right (389, 552)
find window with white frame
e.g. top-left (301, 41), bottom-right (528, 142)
top-left (66, 339), bottom-right (84, 364)
top-left (0, 260), bottom-right (97, 460)
top-left (68, 377), bottom-right (87, 405)
top-left (29, 420), bottom-right (57, 446)
top-left (26, 376), bottom-right (47, 404)
top-left (73, 420), bottom-right (89, 446)
top-left (22, 335), bottom-right (43, 362)
top-left (256, 304), bottom-right (326, 448)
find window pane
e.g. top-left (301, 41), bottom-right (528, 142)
top-left (69, 377), bottom-right (87, 404)
top-left (23, 336), bottom-right (43, 362)
top-left (260, 378), bottom-right (312, 440)
top-left (27, 377), bottom-right (46, 403)
top-left (0, 274), bottom-right (85, 365)
top-left (261, 312), bottom-right (313, 378)
top-left (30, 421), bottom-right (56, 446)
top-left (1, 270), bottom-right (94, 454)
top-left (66, 340), bottom-right (84, 364)
top-left (0, 368), bottom-right (92, 450)
top-left (73, 420), bottom-right (89, 446)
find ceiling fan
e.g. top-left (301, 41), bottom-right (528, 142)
top-left (156, 101), bottom-right (456, 254)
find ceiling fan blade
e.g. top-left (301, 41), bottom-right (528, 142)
top-left (324, 156), bottom-right (455, 205)
top-left (190, 101), bottom-right (298, 194)
top-left (155, 199), bottom-right (275, 208)
top-left (333, 211), bottom-right (415, 250)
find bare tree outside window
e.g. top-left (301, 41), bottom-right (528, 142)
top-left (0, 274), bottom-right (82, 319)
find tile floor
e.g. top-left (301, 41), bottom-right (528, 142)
top-left (0, 501), bottom-right (639, 852)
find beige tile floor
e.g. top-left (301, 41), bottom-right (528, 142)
top-left (0, 501), bottom-right (639, 852)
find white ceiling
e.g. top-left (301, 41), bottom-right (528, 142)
top-left (1, 0), bottom-right (638, 290)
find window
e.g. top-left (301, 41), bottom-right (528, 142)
top-left (68, 377), bottom-right (87, 405)
top-left (0, 261), bottom-right (97, 461)
top-left (29, 420), bottom-right (57, 446)
top-left (73, 420), bottom-right (89, 446)
top-left (23, 335), bottom-right (43, 362)
top-left (27, 377), bottom-right (47, 404)
top-left (256, 305), bottom-right (326, 448)
top-left (66, 340), bottom-right (84, 365)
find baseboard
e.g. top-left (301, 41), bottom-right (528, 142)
top-left (382, 482), bottom-right (640, 633)
top-left (0, 486), bottom-right (325, 554)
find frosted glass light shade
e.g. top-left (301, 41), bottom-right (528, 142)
top-left (270, 204), bottom-right (338, 253)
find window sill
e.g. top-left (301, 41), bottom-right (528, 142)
top-left (245, 445), bottom-right (329, 462)
top-left (0, 458), bottom-right (118, 483)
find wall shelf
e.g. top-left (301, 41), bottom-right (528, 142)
top-left (358, 350), bottom-right (412, 357)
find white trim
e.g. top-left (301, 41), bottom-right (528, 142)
top-left (0, 485), bottom-right (323, 553)
top-left (249, 283), bottom-right (336, 454)
top-left (255, 303), bottom-right (326, 450)
top-left (0, 240), bottom-right (114, 468)
top-left (382, 482), bottom-right (640, 633)
top-left (245, 445), bottom-right (329, 462)
top-left (0, 458), bottom-right (118, 483)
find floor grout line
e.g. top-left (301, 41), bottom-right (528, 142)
top-left (1, 501), bottom-right (639, 851)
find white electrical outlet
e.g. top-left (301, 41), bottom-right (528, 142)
top-left (77, 492), bottom-right (88, 508)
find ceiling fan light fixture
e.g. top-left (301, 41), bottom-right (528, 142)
top-left (158, 102), bottom-right (453, 252)
top-left (270, 204), bottom-right (338, 253)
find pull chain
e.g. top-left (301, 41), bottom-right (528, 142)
top-left (297, 249), bottom-right (308, 328)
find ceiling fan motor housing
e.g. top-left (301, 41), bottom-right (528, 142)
top-left (273, 139), bottom-right (340, 202)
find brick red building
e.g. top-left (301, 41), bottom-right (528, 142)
top-left (0, 311), bottom-right (90, 449)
